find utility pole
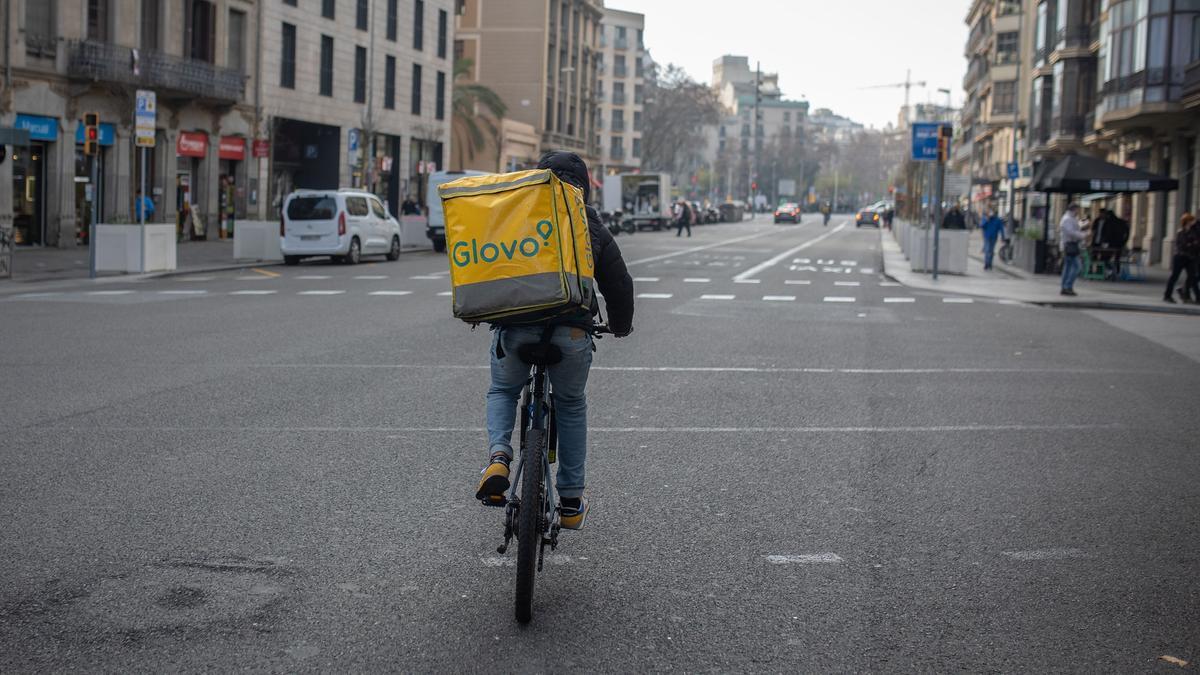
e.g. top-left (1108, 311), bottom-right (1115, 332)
top-left (750, 61), bottom-right (761, 209)
top-left (1007, 16), bottom-right (1023, 237)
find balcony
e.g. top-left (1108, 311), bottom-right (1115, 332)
top-left (1184, 60), bottom-right (1200, 103)
top-left (1052, 26), bottom-right (1093, 54)
top-left (68, 40), bottom-right (243, 103)
top-left (967, 20), bottom-right (992, 55)
top-left (994, 50), bottom-right (1019, 66)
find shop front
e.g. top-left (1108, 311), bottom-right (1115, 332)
top-left (176, 131), bottom-right (208, 240)
top-left (11, 114), bottom-right (57, 246)
top-left (73, 121), bottom-right (116, 244)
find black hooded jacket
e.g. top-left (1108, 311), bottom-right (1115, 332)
top-left (536, 151), bottom-right (635, 335)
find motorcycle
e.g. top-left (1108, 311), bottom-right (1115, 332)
top-left (602, 211), bottom-right (635, 236)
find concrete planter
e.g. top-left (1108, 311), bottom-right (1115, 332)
top-left (910, 228), bottom-right (968, 275)
top-left (400, 215), bottom-right (432, 251)
top-left (1011, 237), bottom-right (1048, 274)
top-left (233, 220), bottom-right (283, 262)
top-left (94, 224), bottom-right (177, 273)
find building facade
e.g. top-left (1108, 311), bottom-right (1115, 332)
top-left (1, 0), bottom-right (454, 251)
top-left (596, 7), bottom-right (644, 174)
top-left (454, 0), bottom-right (602, 178)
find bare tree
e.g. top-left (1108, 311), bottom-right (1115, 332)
top-left (641, 64), bottom-right (722, 176)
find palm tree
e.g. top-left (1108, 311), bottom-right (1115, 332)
top-left (452, 58), bottom-right (507, 169)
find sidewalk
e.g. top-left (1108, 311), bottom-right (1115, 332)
top-left (1, 239), bottom-right (277, 285)
top-left (881, 222), bottom-right (1200, 316)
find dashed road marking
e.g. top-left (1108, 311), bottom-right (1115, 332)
top-left (12, 292), bottom-right (64, 299)
top-left (860, 268), bottom-right (876, 274)
top-left (633, 277), bottom-right (660, 282)
top-left (834, 281), bottom-right (861, 287)
top-left (230, 290), bottom-right (277, 295)
top-left (355, 275), bottom-right (389, 280)
top-left (437, 291), bottom-right (453, 296)
top-left (700, 294), bottom-right (736, 300)
top-left (823, 296), bottom-right (856, 303)
top-left (298, 290), bottom-right (346, 295)
top-left (734, 279), bottom-right (761, 284)
top-left (883, 297), bottom-right (916, 303)
top-left (765, 554), bottom-right (844, 564)
top-left (411, 275), bottom-right (443, 280)
top-left (794, 258), bottom-right (811, 264)
top-left (943, 297), bottom-right (975, 303)
top-left (763, 295), bottom-right (796, 302)
top-left (785, 280), bottom-right (811, 285)
top-left (157, 290), bottom-right (208, 295)
top-left (840, 260), bottom-right (858, 266)
top-left (368, 291), bottom-right (413, 296)
top-left (297, 275), bottom-right (332, 280)
top-left (86, 290), bottom-right (135, 296)
top-left (638, 293), bottom-right (673, 299)
top-left (683, 278), bottom-right (711, 283)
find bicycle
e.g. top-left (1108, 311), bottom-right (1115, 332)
top-left (486, 323), bottom-right (611, 624)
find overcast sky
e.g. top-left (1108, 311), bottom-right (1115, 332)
top-left (611, 0), bottom-right (971, 129)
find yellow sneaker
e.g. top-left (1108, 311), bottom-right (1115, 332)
top-left (475, 457), bottom-right (510, 503)
top-left (559, 497), bottom-right (589, 530)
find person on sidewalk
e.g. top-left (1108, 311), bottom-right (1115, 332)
top-left (135, 189), bottom-right (155, 223)
top-left (1164, 213), bottom-right (1199, 304)
top-left (1059, 203), bottom-right (1088, 296)
top-left (979, 208), bottom-right (1007, 270)
top-left (941, 204), bottom-right (966, 230)
top-left (1101, 209), bottom-right (1130, 280)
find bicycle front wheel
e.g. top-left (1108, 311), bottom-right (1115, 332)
top-left (514, 429), bottom-right (545, 624)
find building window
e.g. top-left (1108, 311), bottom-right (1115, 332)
top-left (320, 35), bottom-right (334, 97)
top-left (356, 0), bottom-right (368, 30)
top-left (412, 63), bottom-right (423, 114)
top-left (354, 46), bottom-right (367, 103)
top-left (184, 0), bottom-right (215, 62)
top-left (632, 137), bottom-right (641, 158)
top-left (615, 54), bottom-right (626, 78)
top-left (996, 31), bottom-right (1018, 63)
top-left (280, 22), bottom-right (296, 88)
top-left (612, 110), bottom-right (624, 132)
top-left (322, 0), bottom-right (334, 19)
top-left (615, 25), bottom-right (627, 49)
top-left (436, 71), bottom-right (446, 120)
top-left (613, 82), bottom-right (625, 105)
top-left (283, 0), bottom-right (296, 6)
top-left (634, 84), bottom-right (643, 104)
top-left (637, 28), bottom-right (644, 49)
top-left (227, 9), bottom-right (245, 73)
top-left (992, 80), bottom-right (1016, 114)
top-left (88, 0), bottom-right (109, 41)
top-left (386, 0), bottom-right (397, 40)
top-left (385, 55), bottom-right (396, 109)
top-left (25, 0), bottom-right (55, 56)
top-left (414, 0), bottom-right (424, 51)
top-left (453, 39), bottom-right (464, 63)
top-left (634, 110), bottom-right (642, 131)
top-left (141, 0), bottom-right (159, 50)
top-left (610, 136), bottom-right (623, 159)
top-left (438, 9), bottom-right (448, 58)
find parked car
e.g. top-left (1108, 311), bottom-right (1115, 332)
top-left (774, 203), bottom-right (803, 224)
top-left (855, 207), bottom-right (882, 228)
top-left (281, 189), bottom-right (402, 265)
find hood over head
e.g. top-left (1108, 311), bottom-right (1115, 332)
top-left (537, 150), bottom-right (591, 203)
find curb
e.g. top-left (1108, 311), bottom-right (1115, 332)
top-left (141, 260), bottom-right (284, 280)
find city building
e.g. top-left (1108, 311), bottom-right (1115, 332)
top-left (453, 0), bottom-right (603, 177)
top-left (1, 0), bottom-right (455, 250)
top-left (596, 7), bottom-right (645, 174)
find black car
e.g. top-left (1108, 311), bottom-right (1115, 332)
top-left (855, 208), bottom-right (882, 228)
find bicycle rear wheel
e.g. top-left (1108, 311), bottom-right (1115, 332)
top-left (514, 429), bottom-right (545, 624)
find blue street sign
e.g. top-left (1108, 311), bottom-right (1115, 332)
top-left (911, 122), bottom-right (948, 162)
top-left (14, 114), bottom-right (58, 142)
top-left (1007, 162), bottom-right (1019, 180)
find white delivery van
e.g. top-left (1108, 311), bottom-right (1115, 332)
top-left (426, 170), bottom-right (488, 252)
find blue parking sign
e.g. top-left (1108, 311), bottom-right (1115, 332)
top-left (1007, 162), bottom-right (1020, 180)
top-left (911, 123), bottom-right (947, 162)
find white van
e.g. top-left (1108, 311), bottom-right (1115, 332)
top-left (280, 189), bottom-right (402, 265)
top-left (425, 170), bottom-right (487, 252)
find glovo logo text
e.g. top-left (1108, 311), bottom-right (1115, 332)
top-left (453, 220), bottom-right (554, 268)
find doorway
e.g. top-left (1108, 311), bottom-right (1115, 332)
top-left (12, 142), bottom-right (47, 245)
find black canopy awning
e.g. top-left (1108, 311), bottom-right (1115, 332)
top-left (1029, 153), bottom-right (1179, 194)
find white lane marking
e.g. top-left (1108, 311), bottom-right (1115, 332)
top-left (355, 275), bottom-right (388, 280)
top-left (700, 294), bottom-right (736, 300)
top-left (86, 290), bottom-right (135, 296)
top-left (840, 260), bottom-right (858, 266)
top-left (733, 222), bottom-right (847, 281)
top-left (784, 280), bottom-right (811, 285)
top-left (298, 290), bottom-right (346, 295)
top-left (883, 297), bottom-right (916, 303)
top-left (625, 229), bottom-right (780, 266)
top-left (822, 266), bottom-right (845, 273)
top-left (1001, 548), bottom-right (1088, 561)
top-left (860, 267), bottom-right (876, 274)
top-left (437, 291), bottom-right (453, 296)
top-left (823, 296), bottom-right (856, 303)
top-left (794, 258), bottom-right (811, 264)
top-left (834, 281), bottom-right (861, 287)
top-left (790, 265), bottom-right (818, 272)
top-left (638, 293), bottom-right (674, 299)
top-left (879, 281), bottom-right (902, 287)
top-left (734, 279), bottom-right (761, 284)
top-left (683, 278), bottom-right (711, 283)
top-left (157, 290), bottom-right (208, 295)
top-left (633, 277), bottom-right (660, 282)
top-left (12, 292), bottom-right (64, 298)
top-left (765, 554), bottom-right (843, 564)
top-left (943, 297), bottom-right (975, 304)
top-left (230, 290), bottom-right (277, 295)
top-left (368, 290), bottom-right (413, 296)
top-left (296, 275), bottom-right (332, 280)
top-left (410, 275), bottom-right (443, 280)
top-left (763, 295), bottom-right (796, 302)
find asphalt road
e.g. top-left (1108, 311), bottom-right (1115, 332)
top-left (2, 213), bottom-right (1198, 672)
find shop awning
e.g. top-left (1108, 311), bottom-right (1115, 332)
top-left (1029, 153), bottom-right (1178, 194)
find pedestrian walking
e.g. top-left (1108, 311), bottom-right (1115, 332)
top-left (1059, 203), bottom-right (1087, 296)
top-left (1163, 213), bottom-right (1199, 304)
top-left (674, 199), bottom-right (693, 238)
top-left (135, 188), bottom-right (154, 223)
top-left (979, 208), bottom-right (1006, 270)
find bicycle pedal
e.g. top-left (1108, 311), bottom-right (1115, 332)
top-left (480, 495), bottom-right (507, 508)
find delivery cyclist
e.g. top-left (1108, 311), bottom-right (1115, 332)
top-left (474, 151), bottom-right (635, 530)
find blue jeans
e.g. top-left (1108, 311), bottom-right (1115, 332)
top-left (983, 237), bottom-right (997, 269)
top-left (487, 325), bottom-right (593, 499)
top-left (1061, 253), bottom-right (1081, 291)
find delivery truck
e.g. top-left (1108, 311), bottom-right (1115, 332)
top-left (602, 173), bottom-right (672, 231)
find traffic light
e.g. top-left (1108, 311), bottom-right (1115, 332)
top-left (83, 112), bottom-right (100, 156)
top-left (937, 123), bottom-right (953, 163)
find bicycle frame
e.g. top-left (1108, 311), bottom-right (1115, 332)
top-left (504, 362), bottom-right (560, 554)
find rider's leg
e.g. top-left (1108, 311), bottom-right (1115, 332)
top-left (545, 326), bottom-right (594, 500)
top-left (485, 326), bottom-right (537, 459)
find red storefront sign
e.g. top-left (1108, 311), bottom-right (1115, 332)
top-left (218, 136), bottom-right (246, 161)
top-left (176, 131), bottom-right (208, 158)
top-left (252, 139), bottom-right (269, 158)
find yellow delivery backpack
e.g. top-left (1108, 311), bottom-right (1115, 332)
top-left (439, 169), bottom-right (595, 323)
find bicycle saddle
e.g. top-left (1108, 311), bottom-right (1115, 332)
top-left (517, 343), bottom-right (563, 366)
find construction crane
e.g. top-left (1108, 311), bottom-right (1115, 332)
top-left (861, 70), bottom-right (927, 127)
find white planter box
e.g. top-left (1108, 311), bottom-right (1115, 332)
top-left (910, 228), bottom-right (968, 274)
top-left (400, 215), bottom-right (432, 251)
top-left (94, 224), bottom-right (177, 273)
top-left (233, 220), bottom-right (283, 262)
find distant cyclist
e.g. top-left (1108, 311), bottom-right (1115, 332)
top-left (820, 201), bottom-right (832, 226)
top-left (474, 151), bottom-right (635, 530)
